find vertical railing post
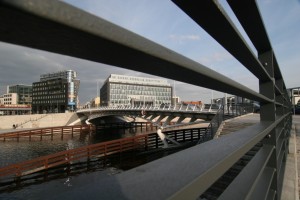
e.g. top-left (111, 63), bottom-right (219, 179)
top-left (155, 135), bottom-right (159, 148)
top-left (259, 50), bottom-right (280, 197)
top-left (71, 126), bottom-right (74, 138)
top-left (144, 135), bottom-right (148, 151)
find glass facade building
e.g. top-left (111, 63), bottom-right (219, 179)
top-left (7, 84), bottom-right (32, 105)
top-left (32, 70), bottom-right (80, 113)
top-left (100, 74), bottom-right (172, 107)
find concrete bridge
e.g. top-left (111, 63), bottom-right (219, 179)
top-left (76, 103), bottom-right (221, 125)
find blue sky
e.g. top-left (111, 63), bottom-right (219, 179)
top-left (0, 0), bottom-right (299, 104)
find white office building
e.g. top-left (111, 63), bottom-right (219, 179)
top-left (100, 74), bottom-right (172, 107)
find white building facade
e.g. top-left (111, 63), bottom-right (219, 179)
top-left (100, 74), bottom-right (172, 107)
top-left (2, 93), bottom-right (18, 105)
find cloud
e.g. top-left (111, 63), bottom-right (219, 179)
top-left (169, 34), bottom-right (201, 44)
top-left (197, 51), bottom-right (232, 67)
top-left (1, 0), bottom-right (298, 106)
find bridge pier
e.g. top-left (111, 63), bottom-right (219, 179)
top-left (176, 116), bottom-right (185, 124)
top-left (162, 115), bottom-right (176, 127)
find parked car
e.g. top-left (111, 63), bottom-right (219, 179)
top-left (295, 106), bottom-right (300, 114)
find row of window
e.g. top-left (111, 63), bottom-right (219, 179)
top-left (110, 89), bottom-right (171, 96)
top-left (32, 91), bottom-right (65, 96)
top-left (32, 95), bottom-right (65, 100)
top-left (110, 99), bottom-right (169, 104)
top-left (110, 84), bottom-right (171, 92)
top-left (110, 95), bottom-right (171, 101)
top-left (34, 82), bottom-right (47, 87)
top-left (110, 75), bottom-right (166, 85)
top-left (32, 100), bottom-right (65, 104)
top-left (33, 87), bottom-right (65, 92)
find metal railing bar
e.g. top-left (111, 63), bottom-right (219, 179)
top-left (247, 167), bottom-right (276, 200)
top-left (0, 0), bottom-right (271, 103)
top-left (227, 0), bottom-right (286, 84)
top-left (218, 145), bottom-right (274, 200)
top-left (267, 189), bottom-right (277, 200)
top-left (113, 121), bottom-right (274, 200)
top-left (171, 0), bottom-right (271, 82)
top-left (226, 0), bottom-right (272, 54)
top-left (273, 56), bottom-right (286, 82)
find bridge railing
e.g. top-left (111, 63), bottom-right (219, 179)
top-left (0, 1), bottom-right (292, 199)
top-left (203, 103), bottom-right (257, 142)
top-left (77, 103), bottom-right (218, 114)
top-left (0, 126), bottom-right (208, 179)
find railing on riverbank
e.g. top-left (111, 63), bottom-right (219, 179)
top-left (16, 114), bottom-right (48, 129)
top-left (0, 127), bottom-right (208, 179)
top-left (0, 1), bottom-right (293, 199)
top-left (96, 122), bottom-right (157, 131)
top-left (95, 121), bottom-right (178, 132)
top-left (0, 125), bottom-right (94, 141)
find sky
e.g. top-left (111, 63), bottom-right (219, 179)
top-left (0, 0), bottom-right (299, 104)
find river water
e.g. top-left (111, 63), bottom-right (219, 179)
top-left (0, 127), bottom-right (178, 199)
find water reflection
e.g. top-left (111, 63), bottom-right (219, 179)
top-left (0, 126), bottom-right (167, 199)
top-left (0, 127), bottom-right (143, 167)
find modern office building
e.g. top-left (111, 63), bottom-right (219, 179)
top-left (31, 70), bottom-right (80, 113)
top-left (7, 84), bottom-right (32, 105)
top-left (100, 74), bottom-right (172, 107)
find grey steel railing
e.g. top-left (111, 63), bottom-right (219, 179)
top-left (0, 0), bottom-right (292, 199)
top-left (77, 103), bottom-right (218, 114)
top-left (202, 103), bottom-right (256, 141)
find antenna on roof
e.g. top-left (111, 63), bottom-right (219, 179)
top-left (173, 80), bottom-right (176, 97)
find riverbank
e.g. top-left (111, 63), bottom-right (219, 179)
top-left (0, 113), bottom-right (82, 130)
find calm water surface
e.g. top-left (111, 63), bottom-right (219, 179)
top-left (0, 127), bottom-right (152, 199)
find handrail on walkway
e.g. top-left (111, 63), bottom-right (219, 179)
top-left (202, 103), bottom-right (256, 142)
top-left (0, 0), bottom-right (293, 199)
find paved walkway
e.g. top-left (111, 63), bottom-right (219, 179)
top-left (218, 113), bottom-right (299, 199)
top-left (281, 115), bottom-right (300, 200)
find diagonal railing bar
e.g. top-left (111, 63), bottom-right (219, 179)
top-left (0, 0), bottom-right (271, 103)
top-left (171, 0), bottom-right (271, 82)
top-left (227, 0), bottom-right (272, 54)
top-left (0, 0), bottom-right (292, 199)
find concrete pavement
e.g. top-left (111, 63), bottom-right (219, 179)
top-left (281, 115), bottom-right (300, 200)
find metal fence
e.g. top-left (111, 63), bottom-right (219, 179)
top-left (0, 0), bottom-right (292, 199)
top-left (205, 103), bottom-right (258, 140)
